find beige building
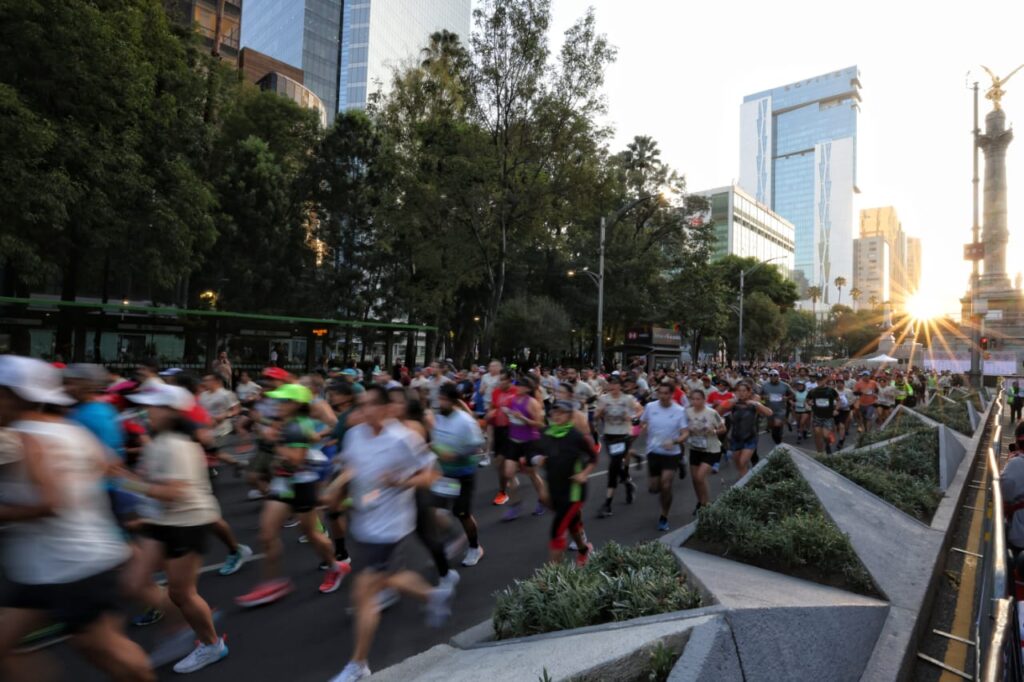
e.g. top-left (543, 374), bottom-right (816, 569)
top-left (854, 207), bottom-right (921, 311)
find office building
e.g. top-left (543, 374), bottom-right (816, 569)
top-left (855, 207), bottom-right (921, 311)
top-left (853, 236), bottom-right (890, 307)
top-left (241, 0), bottom-right (470, 123)
top-left (696, 185), bottom-right (795, 273)
top-left (239, 48), bottom-right (328, 127)
top-left (739, 67), bottom-right (861, 306)
top-left (164, 0), bottom-right (243, 64)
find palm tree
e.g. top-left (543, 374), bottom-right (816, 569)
top-left (834, 276), bottom-right (847, 307)
top-left (850, 287), bottom-right (863, 308)
top-left (806, 286), bottom-right (823, 348)
top-left (868, 294), bottom-right (880, 310)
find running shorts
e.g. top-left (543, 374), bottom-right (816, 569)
top-left (3, 567), bottom-right (125, 631)
top-left (509, 439), bottom-right (540, 468)
top-left (432, 474), bottom-right (475, 519)
top-left (812, 417), bottom-right (836, 430)
top-left (492, 426), bottom-right (510, 459)
top-left (142, 523), bottom-right (212, 559)
top-left (689, 449), bottom-right (721, 468)
top-left (647, 453), bottom-right (682, 476)
top-left (269, 479), bottom-right (319, 513)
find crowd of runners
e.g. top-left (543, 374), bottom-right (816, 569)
top-left (0, 353), bottom-right (966, 681)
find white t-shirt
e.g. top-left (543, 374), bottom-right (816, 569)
top-left (341, 421), bottom-right (432, 543)
top-left (642, 401), bottom-right (689, 456)
top-left (199, 388), bottom-right (239, 438)
top-left (684, 406), bottom-right (724, 454)
top-left (4, 420), bottom-right (129, 584)
top-left (480, 372), bottom-right (501, 410)
top-left (236, 380), bottom-right (262, 403)
top-left (141, 432), bottom-right (221, 527)
top-left (572, 381), bottom-right (597, 413)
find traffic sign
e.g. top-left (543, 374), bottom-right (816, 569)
top-left (964, 242), bottom-right (985, 261)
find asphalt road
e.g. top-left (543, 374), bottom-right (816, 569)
top-left (42, 427), bottom-right (809, 682)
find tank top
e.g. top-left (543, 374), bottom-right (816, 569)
top-left (794, 390), bottom-right (809, 412)
top-left (4, 420), bottom-right (129, 584)
top-left (508, 394), bottom-right (540, 443)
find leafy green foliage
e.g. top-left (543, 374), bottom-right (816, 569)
top-left (693, 451), bottom-right (874, 594)
top-left (492, 542), bottom-right (701, 640)
top-left (820, 429), bottom-right (942, 521)
top-left (644, 642), bottom-right (681, 682)
top-left (856, 411), bottom-right (930, 447)
top-left (915, 401), bottom-right (973, 436)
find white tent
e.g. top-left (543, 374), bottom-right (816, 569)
top-left (863, 353), bottom-right (899, 364)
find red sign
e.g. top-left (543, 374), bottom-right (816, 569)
top-left (964, 242), bottom-right (985, 261)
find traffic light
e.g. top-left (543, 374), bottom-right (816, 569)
top-left (980, 336), bottom-right (989, 350)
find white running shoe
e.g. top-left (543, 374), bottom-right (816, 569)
top-left (172, 637), bottom-right (228, 674)
top-left (478, 454), bottom-right (491, 467)
top-left (440, 569), bottom-right (461, 589)
top-left (425, 584), bottom-right (454, 628)
top-left (329, 661), bottom-right (372, 682)
top-left (462, 546), bottom-right (484, 567)
top-left (378, 588), bottom-right (400, 611)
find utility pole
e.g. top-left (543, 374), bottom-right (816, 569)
top-left (596, 216), bottom-right (606, 372)
top-left (969, 81), bottom-right (982, 389)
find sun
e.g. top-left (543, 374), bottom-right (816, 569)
top-left (905, 291), bottom-right (946, 321)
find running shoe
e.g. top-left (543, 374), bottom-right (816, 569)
top-left (440, 569), bottom-right (461, 589)
top-left (462, 546), bottom-right (484, 567)
top-left (219, 543), bottom-right (254, 576)
top-left (625, 479), bottom-right (637, 504)
top-left (657, 517), bottom-right (669, 532)
top-left (235, 578), bottom-right (294, 608)
top-left (425, 584), bottom-right (455, 628)
top-left (378, 588), bottom-right (400, 611)
top-left (598, 503), bottom-right (613, 519)
top-left (501, 503), bottom-right (521, 522)
top-left (319, 559), bottom-right (352, 594)
top-left (298, 534), bottom-right (309, 543)
top-left (246, 489), bottom-right (265, 501)
top-left (478, 454), bottom-right (491, 468)
top-left (711, 462), bottom-right (720, 474)
top-left (532, 502), bottom-right (546, 516)
top-left (173, 637), bottom-right (228, 674)
top-left (492, 491), bottom-right (509, 505)
top-left (576, 543), bottom-right (594, 567)
top-left (283, 517), bottom-right (300, 528)
top-left (131, 607), bottom-right (164, 627)
top-left (568, 539), bottom-right (578, 551)
top-left (329, 661), bottom-right (372, 682)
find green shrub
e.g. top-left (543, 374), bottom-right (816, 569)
top-left (914, 401), bottom-right (973, 435)
top-left (820, 429), bottom-right (941, 521)
top-left (492, 542), bottom-right (701, 640)
top-left (856, 411), bottom-right (929, 447)
top-left (692, 451), bottom-right (875, 595)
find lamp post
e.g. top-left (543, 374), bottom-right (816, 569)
top-left (572, 193), bottom-right (663, 371)
top-left (737, 256), bottom-right (784, 366)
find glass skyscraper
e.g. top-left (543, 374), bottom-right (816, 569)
top-left (739, 67), bottom-right (861, 305)
top-left (696, 185), bottom-right (795, 273)
top-left (241, 0), bottom-right (470, 123)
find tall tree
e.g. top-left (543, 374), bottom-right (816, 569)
top-left (834, 276), bottom-right (847, 307)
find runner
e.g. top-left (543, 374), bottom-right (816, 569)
top-left (683, 389), bottom-right (726, 513)
top-left (595, 375), bottom-right (641, 517)
top-left (236, 383), bottom-right (348, 608)
top-left (758, 370), bottom-right (792, 445)
top-left (501, 375), bottom-right (547, 521)
top-left (0, 356), bottom-right (152, 682)
top-left (875, 374), bottom-right (896, 426)
top-left (431, 383), bottom-right (485, 567)
top-left (636, 383), bottom-right (689, 531)
top-left (478, 361), bottom-right (503, 468)
top-left (706, 378), bottom-right (735, 474)
top-left (806, 376), bottom-right (840, 456)
top-left (120, 383), bottom-right (229, 673)
top-left (892, 373), bottom-right (914, 408)
top-left (853, 371), bottom-right (880, 433)
top-left (486, 370), bottom-right (517, 505)
top-left (791, 380), bottom-right (810, 443)
top-left (721, 381), bottom-right (773, 478)
top-left (537, 400), bottom-right (598, 564)
top-left (835, 379), bottom-right (855, 449)
top-left (328, 386), bottom-right (454, 682)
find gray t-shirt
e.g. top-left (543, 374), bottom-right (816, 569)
top-left (760, 381), bottom-right (792, 417)
top-left (598, 394), bottom-right (638, 436)
top-left (341, 421), bottom-right (432, 543)
top-left (641, 401), bottom-right (688, 456)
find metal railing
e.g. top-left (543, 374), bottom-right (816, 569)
top-left (979, 388), bottom-right (1024, 681)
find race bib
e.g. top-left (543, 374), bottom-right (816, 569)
top-left (269, 476), bottom-right (293, 499)
top-left (815, 398), bottom-right (831, 408)
top-left (609, 442), bottom-right (626, 455)
top-left (864, 390), bottom-right (874, 396)
top-left (768, 394), bottom-right (783, 403)
top-left (431, 476), bottom-right (462, 498)
top-left (689, 436), bottom-right (708, 449)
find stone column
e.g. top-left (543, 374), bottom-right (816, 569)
top-left (979, 107), bottom-right (1014, 289)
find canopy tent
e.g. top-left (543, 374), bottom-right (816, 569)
top-left (862, 354), bottom-right (899, 364)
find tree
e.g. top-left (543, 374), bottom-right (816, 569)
top-left (494, 295), bottom-right (571, 363)
top-left (868, 294), bottom-right (880, 309)
top-left (780, 309), bottom-right (816, 361)
top-left (741, 292), bottom-right (785, 360)
top-left (834, 276), bottom-right (847, 307)
top-left (850, 287), bottom-right (863, 308)
top-left (825, 307), bottom-right (880, 358)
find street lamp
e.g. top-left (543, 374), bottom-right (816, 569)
top-left (572, 193), bottom-right (664, 371)
top-left (737, 256), bottom-right (784, 366)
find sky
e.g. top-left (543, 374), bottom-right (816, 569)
top-left (540, 0), bottom-right (1024, 318)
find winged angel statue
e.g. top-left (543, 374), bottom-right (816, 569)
top-left (982, 64), bottom-right (1024, 110)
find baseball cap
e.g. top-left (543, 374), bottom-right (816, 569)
top-left (262, 367), bottom-right (290, 381)
top-left (0, 355), bottom-right (75, 406)
top-left (769, 369), bottom-right (780, 376)
top-left (265, 383), bottom-right (313, 404)
top-left (341, 368), bottom-right (359, 377)
top-left (128, 383), bottom-right (195, 411)
top-left (860, 370), bottom-right (871, 376)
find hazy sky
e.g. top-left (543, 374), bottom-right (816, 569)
top-left (542, 0), bottom-right (1024, 317)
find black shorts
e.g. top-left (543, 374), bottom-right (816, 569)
top-left (349, 535), bottom-right (411, 573)
top-left (269, 479), bottom-right (319, 513)
top-left (689, 449), bottom-right (721, 468)
top-left (2, 567), bottom-right (124, 632)
top-left (433, 473), bottom-right (475, 518)
top-left (837, 410), bottom-right (851, 425)
top-left (647, 453), bottom-right (682, 476)
top-left (248, 444), bottom-right (274, 478)
top-left (493, 426), bottom-right (510, 458)
top-left (142, 523), bottom-right (212, 559)
top-left (509, 439), bottom-right (540, 467)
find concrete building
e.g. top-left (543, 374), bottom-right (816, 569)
top-left (240, 0), bottom-right (470, 123)
top-left (164, 0), bottom-right (243, 64)
top-left (853, 236), bottom-right (890, 308)
top-left (739, 67), bottom-right (861, 307)
top-left (696, 184), bottom-right (795, 274)
top-left (855, 207), bottom-right (921, 311)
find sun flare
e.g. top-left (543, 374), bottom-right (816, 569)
top-left (905, 291), bottom-right (947, 321)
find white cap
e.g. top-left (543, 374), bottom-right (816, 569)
top-left (128, 383), bottom-right (195, 411)
top-left (0, 355), bottom-right (74, 406)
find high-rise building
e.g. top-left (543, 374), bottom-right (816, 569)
top-left (853, 236), bottom-right (890, 308)
top-left (854, 207), bottom-right (921, 311)
top-left (239, 48), bottom-right (328, 128)
top-left (696, 185), bottom-right (795, 273)
top-left (240, 0), bottom-right (470, 124)
top-left (739, 67), bottom-right (861, 306)
top-left (165, 0), bottom-right (243, 64)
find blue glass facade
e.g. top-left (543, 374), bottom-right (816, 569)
top-left (338, 0), bottom-right (371, 110)
top-left (740, 67), bottom-right (860, 303)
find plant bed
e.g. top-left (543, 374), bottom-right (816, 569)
top-left (913, 400), bottom-right (972, 436)
top-left (856, 410), bottom-right (929, 447)
top-left (819, 428), bottom-right (942, 522)
top-left (492, 541), bottom-right (702, 640)
top-left (687, 450), bottom-right (878, 597)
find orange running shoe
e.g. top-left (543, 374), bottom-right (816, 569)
top-left (492, 491), bottom-right (509, 505)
